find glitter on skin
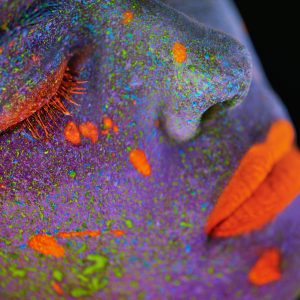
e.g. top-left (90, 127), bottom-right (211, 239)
top-left (28, 234), bottom-right (65, 258)
top-left (129, 149), bottom-right (151, 176)
top-left (0, 0), bottom-right (299, 299)
top-left (64, 121), bottom-right (81, 145)
top-left (248, 248), bottom-right (282, 285)
top-left (79, 121), bottom-right (99, 144)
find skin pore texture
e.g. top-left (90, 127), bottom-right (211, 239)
top-left (0, 0), bottom-right (300, 299)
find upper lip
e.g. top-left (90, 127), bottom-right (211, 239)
top-left (205, 119), bottom-right (300, 237)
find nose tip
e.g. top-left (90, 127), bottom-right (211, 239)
top-left (161, 28), bottom-right (252, 143)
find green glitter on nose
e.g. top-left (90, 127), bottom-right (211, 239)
top-left (68, 170), bottom-right (76, 178)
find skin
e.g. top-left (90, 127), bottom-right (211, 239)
top-left (0, 0), bottom-right (300, 299)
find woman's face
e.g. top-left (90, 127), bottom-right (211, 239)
top-left (1, 1), bottom-right (300, 299)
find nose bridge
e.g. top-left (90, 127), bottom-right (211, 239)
top-left (155, 4), bottom-right (252, 142)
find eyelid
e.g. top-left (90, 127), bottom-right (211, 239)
top-left (1, 0), bottom-right (61, 35)
top-left (0, 58), bottom-right (68, 133)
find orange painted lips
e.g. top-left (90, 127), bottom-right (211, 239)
top-left (205, 120), bottom-right (300, 237)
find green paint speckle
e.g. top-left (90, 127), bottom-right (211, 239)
top-left (53, 270), bottom-right (63, 282)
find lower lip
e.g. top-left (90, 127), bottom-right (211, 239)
top-left (205, 119), bottom-right (300, 237)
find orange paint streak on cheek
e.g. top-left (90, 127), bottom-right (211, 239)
top-left (64, 121), bottom-right (81, 145)
top-left (206, 120), bottom-right (300, 237)
top-left (122, 11), bottom-right (134, 24)
top-left (28, 234), bottom-right (65, 258)
top-left (248, 248), bottom-right (282, 285)
top-left (52, 282), bottom-right (64, 295)
top-left (57, 230), bottom-right (101, 238)
top-left (79, 121), bottom-right (99, 144)
top-left (172, 42), bottom-right (187, 63)
top-left (129, 149), bottom-right (151, 176)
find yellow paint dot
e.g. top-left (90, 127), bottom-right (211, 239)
top-left (173, 42), bottom-right (187, 63)
top-left (122, 11), bottom-right (134, 24)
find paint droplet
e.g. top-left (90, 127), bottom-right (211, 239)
top-left (79, 122), bottom-right (99, 144)
top-left (102, 116), bottom-right (113, 129)
top-left (110, 229), bottom-right (125, 237)
top-left (52, 282), bottom-right (64, 295)
top-left (68, 170), bottom-right (76, 178)
top-left (112, 125), bottom-right (119, 133)
top-left (129, 149), bottom-right (151, 176)
top-left (125, 219), bottom-right (133, 229)
top-left (28, 234), bottom-right (65, 258)
top-left (123, 11), bottom-right (134, 24)
top-left (57, 230), bottom-right (101, 238)
top-left (101, 129), bottom-right (109, 135)
top-left (64, 121), bottom-right (81, 145)
top-left (173, 42), bottom-right (187, 63)
top-left (31, 54), bottom-right (40, 63)
top-left (53, 269), bottom-right (63, 282)
top-left (248, 248), bottom-right (282, 285)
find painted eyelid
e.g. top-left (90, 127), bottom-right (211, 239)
top-left (0, 6), bottom-right (78, 134)
top-left (0, 43), bottom-right (69, 133)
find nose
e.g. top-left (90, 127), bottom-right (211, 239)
top-left (160, 21), bottom-right (252, 142)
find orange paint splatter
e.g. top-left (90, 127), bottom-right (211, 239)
top-left (110, 229), bottom-right (125, 237)
top-left (8, 41), bottom-right (15, 48)
top-left (28, 234), bottom-right (65, 258)
top-left (248, 248), bottom-right (282, 285)
top-left (0, 47), bottom-right (3, 54)
top-left (101, 129), bottom-right (109, 135)
top-left (122, 11), bottom-right (134, 24)
top-left (129, 149), bottom-right (151, 176)
top-left (172, 42), bottom-right (187, 63)
top-left (0, 184), bottom-right (6, 189)
top-left (79, 121), bottom-right (99, 144)
top-left (52, 282), bottom-right (64, 295)
top-left (64, 121), bottom-right (81, 145)
top-left (31, 54), bottom-right (40, 63)
top-left (102, 116), bottom-right (113, 129)
top-left (57, 230), bottom-right (100, 238)
top-left (112, 125), bottom-right (119, 133)
top-left (205, 120), bottom-right (300, 237)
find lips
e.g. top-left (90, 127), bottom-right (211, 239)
top-left (205, 120), bottom-right (300, 237)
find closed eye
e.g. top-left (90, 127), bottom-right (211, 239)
top-left (0, 1), bottom-right (88, 140)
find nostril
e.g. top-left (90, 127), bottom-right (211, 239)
top-left (201, 97), bottom-right (240, 123)
top-left (160, 28), bottom-right (252, 143)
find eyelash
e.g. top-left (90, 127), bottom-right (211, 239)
top-left (22, 66), bottom-right (86, 140)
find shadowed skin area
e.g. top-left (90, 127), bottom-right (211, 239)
top-left (0, 0), bottom-right (300, 299)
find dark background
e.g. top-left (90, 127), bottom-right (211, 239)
top-left (234, 1), bottom-right (299, 144)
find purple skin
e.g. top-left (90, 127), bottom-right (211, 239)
top-left (0, 0), bottom-right (299, 299)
